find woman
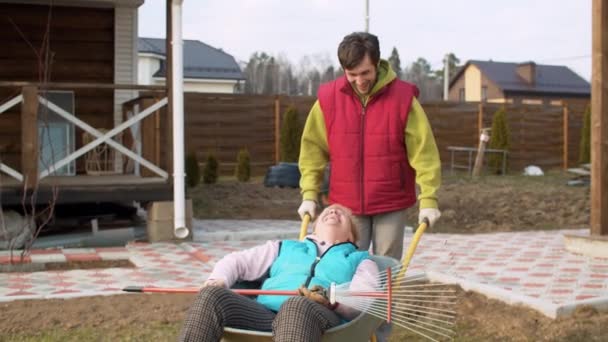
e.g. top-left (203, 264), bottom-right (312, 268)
top-left (179, 204), bottom-right (379, 342)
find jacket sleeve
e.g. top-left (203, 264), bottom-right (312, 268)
top-left (207, 240), bottom-right (280, 288)
top-left (405, 98), bottom-right (442, 209)
top-left (298, 100), bottom-right (329, 202)
top-left (335, 259), bottom-right (379, 319)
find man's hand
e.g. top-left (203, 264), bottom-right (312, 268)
top-left (297, 200), bottom-right (317, 220)
top-left (298, 285), bottom-right (330, 308)
top-left (419, 208), bottom-right (441, 227)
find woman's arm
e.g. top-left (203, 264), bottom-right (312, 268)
top-left (335, 259), bottom-right (380, 320)
top-left (206, 240), bottom-right (280, 288)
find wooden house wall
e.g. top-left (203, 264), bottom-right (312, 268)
top-left (0, 3), bottom-right (114, 173)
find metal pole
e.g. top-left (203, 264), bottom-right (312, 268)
top-left (443, 54), bottom-right (449, 101)
top-left (365, 0), bottom-right (369, 32)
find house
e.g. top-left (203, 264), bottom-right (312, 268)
top-left (448, 60), bottom-right (590, 106)
top-left (0, 0), bottom-right (175, 209)
top-left (138, 37), bottom-right (245, 93)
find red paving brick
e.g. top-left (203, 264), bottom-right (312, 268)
top-left (0, 227), bottom-right (606, 320)
top-left (0, 255), bottom-right (31, 264)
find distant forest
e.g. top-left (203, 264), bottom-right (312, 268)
top-left (240, 48), bottom-right (461, 101)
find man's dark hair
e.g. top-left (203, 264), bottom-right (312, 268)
top-left (337, 32), bottom-right (380, 69)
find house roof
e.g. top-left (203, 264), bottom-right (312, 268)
top-left (450, 60), bottom-right (590, 97)
top-left (138, 37), bottom-right (245, 81)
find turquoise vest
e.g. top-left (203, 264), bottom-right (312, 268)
top-left (256, 239), bottom-right (369, 312)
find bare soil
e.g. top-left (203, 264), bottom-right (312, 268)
top-left (1, 259), bottom-right (134, 273)
top-left (2, 171), bottom-right (604, 341)
top-left (191, 172), bottom-right (590, 234)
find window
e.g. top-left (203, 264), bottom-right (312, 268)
top-left (481, 86), bottom-right (488, 102)
top-left (459, 88), bottom-right (465, 102)
top-left (550, 100), bottom-right (563, 106)
top-left (521, 99), bottom-right (543, 105)
top-left (38, 91), bottom-right (76, 176)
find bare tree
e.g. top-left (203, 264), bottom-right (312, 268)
top-left (403, 57), bottom-right (442, 101)
top-left (1, 4), bottom-right (59, 260)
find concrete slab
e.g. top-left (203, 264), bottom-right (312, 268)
top-left (564, 232), bottom-right (608, 258)
top-left (0, 221), bottom-right (607, 320)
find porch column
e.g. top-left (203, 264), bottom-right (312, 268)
top-left (563, 0), bottom-right (608, 257)
top-left (21, 86), bottom-right (38, 189)
top-left (591, 0), bottom-right (608, 236)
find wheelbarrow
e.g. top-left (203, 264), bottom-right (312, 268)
top-left (220, 215), bottom-right (430, 342)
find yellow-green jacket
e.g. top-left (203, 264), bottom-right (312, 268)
top-left (298, 60), bottom-right (441, 211)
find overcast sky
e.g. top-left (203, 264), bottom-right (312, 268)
top-left (138, 1), bottom-right (591, 81)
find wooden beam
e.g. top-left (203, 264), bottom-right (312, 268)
top-left (141, 97), bottom-right (155, 177)
top-left (563, 105), bottom-right (569, 170)
top-left (0, 81), bottom-right (166, 91)
top-left (21, 86), bottom-right (38, 189)
top-left (477, 102), bottom-right (484, 135)
top-left (591, 0), bottom-right (608, 236)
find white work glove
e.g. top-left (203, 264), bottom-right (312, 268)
top-left (298, 200), bottom-right (317, 220)
top-left (418, 208), bottom-right (441, 228)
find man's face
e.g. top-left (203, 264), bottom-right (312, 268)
top-left (344, 54), bottom-right (377, 95)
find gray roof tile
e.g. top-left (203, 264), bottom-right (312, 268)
top-left (451, 60), bottom-right (590, 96)
top-left (138, 37), bottom-right (245, 81)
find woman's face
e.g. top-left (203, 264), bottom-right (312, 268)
top-left (314, 205), bottom-right (353, 243)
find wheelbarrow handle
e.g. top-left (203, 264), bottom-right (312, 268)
top-left (397, 217), bottom-right (430, 281)
top-left (123, 286), bottom-right (299, 296)
top-left (299, 213), bottom-right (311, 241)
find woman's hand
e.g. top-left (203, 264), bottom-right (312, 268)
top-left (298, 285), bottom-right (331, 308)
top-left (203, 279), bottom-right (226, 288)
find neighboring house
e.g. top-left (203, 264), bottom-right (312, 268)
top-left (138, 38), bottom-right (245, 93)
top-left (448, 60), bottom-right (590, 106)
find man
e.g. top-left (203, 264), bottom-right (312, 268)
top-left (297, 32), bottom-right (441, 261)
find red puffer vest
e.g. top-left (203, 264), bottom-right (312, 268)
top-left (318, 76), bottom-right (419, 215)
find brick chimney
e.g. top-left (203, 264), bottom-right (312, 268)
top-left (516, 62), bottom-right (536, 85)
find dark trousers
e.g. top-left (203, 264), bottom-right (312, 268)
top-left (179, 286), bottom-right (342, 342)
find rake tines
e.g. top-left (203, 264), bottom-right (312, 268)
top-left (334, 269), bottom-right (457, 342)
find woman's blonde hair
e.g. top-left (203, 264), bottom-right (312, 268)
top-left (313, 204), bottom-right (360, 244)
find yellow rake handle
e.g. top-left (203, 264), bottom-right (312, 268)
top-left (397, 217), bottom-right (430, 281)
top-left (299, 213), bottom-right (311, 240)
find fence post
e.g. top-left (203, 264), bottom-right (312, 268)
top-left (562, 104), bottom-right (569, 170)
top-left (477, 102), bottom-right (484, 135)
top-left (472, 128), bottom-right (491, 178)
top-left (274, 96), bottom-right (281, 164)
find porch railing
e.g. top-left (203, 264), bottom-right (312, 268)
top-left (0, 82), bottom-right (171, 189)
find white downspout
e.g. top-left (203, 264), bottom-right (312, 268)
top-left (172, 0), bottom-right (188, 239)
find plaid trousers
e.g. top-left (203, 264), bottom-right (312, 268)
top-left (179, 286), bottom-right (341, 342)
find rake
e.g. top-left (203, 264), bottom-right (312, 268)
top-left (124, 218), bottom-right (456, 341)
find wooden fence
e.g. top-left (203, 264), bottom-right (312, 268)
top-left (183, 92), bottom-right (589, 176)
